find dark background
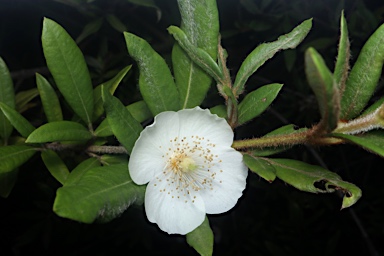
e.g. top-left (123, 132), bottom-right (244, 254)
top-left (0, 0), bottom-right (383, 255)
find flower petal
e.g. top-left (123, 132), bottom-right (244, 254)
top-left (129, 111), bottom-right (180, 184)
top-left (178, 107), bottom-right (233, 147)
top-left (145, 172), bottom-right (206, 235)
top-left (199, 147), bottom-right (248, 214)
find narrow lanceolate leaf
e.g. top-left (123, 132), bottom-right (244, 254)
top-left (76, 17), bottom-right (103, 43)
top-left (36, 73), bottom-right (63, 122)
top-left (251, 125), bottom-right (307, 157)
top-left (41, 150), bottom-right (70, 185)
top-left (0, 57), bottom-right (15, 140)
top-left (94, 100), bottom-right (151, 137)
top-left (233, 19), bottom-right (312, 96)
top-left (0, 102), bottom-right (35, 138)
top-left (243, 154), bottom-right (276, 182)
top-left (0, 145), bottom-right (36, 174)
top-left (171, 0), bottom-right (219, 108)
top-left (169, 26), bottom-right (223, 86)
top-left (65, 158), bottom-right (101, 186)
top-left (0, 145), bottom-right (36, 198)
top-left (124, 32), bottom-right (179, 115)
top-left (333, 10), bottom-right (350, 93)
top-left (341, 23), bottom-right (384, 120)
top-left (305, 48), bottom-right (339, 131)
top-left (42, 18), bottom-right (94, 126)
top-left (186, 216), bottom-right (214, 256)
top-left (53, 164), bottom-right (145, 223)
top-left (238, 83), bottom-right (283, 125)
top-left (102, 88), bottom-right (142, 154)
top-left (26, 121), bottom-right (92, 143)
top-left (269, 158), bottom-right (362, 209)
top-left (331, 131), bottom-right (384, 157)
top-left (15, 88), bottom-right (39, 113)
top-left (92, 65), bottom-right (131, 121)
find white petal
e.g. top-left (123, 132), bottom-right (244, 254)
top-left (177, 107), bottom-right (234, 147)
top-left (144, 172), bottom-right (206, 235)
top-left (199, 147), bottom-right (248, 214)
top-left (129, 111), bottom-right (180, 184)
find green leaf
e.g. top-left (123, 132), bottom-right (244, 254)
top-left (26, 121), bottom-right (92, 143)
top-left (209, 105), bottom-right (226, 119)
top-left (93, 65), bottom-right (131, 121)
top-left (100, 154), bottom-right (128, 166)
top-left (243, 154), bottom-right (276, 182)
top-left (53, 164), bottom-right (145, 223)
top-left (341, 23), bottom-right (384, 120)
top-left (0, 57), bottom-right (15, 140)
top-left (36, 73), bottom-right (63, 122)
top-left (269, 158), bottom-right (362, 209)
top-left (41, 150), bottom-right (70, 185)
top-left (334, 10), bottom-right (350, 93)
top-left (76, 17), bottom-right (103, 43)
top-left (0, 168), bottom-right (18, 198)
top-left (186, 216), bottom-right (214, 256)
top-left (0, 102), bottom-right (35, 138)
top-left (168, 26), bottom-right (223, 86)
top-left (15, 88), bottom-right (39, 113)
top-left (233, 19), bottom-right (312, 96)
top-left (0, 145), bottom-right (36, 174)
top-left (171, 0), bottom-right (219, 108)
top-left (331, 131), bottom-right (384, 157)
top-left (251, 125), bottom-right (306, 156)
top-left (106, 14), bottom-right (127, 33)
top-left (124, 32), bottom-right (179, 115)
top-left (102, 88), bottom-right (142, 154)
top-left (238, 83), bottom-right (283, 125)
top-left (65, 158), bottom-right (101, 186)
top-left (94, 101), bottom-right (151, 138)
top-left (305, 48), bottom-right (339, 131)
top-left (42, 18), bottom-right (94, 126)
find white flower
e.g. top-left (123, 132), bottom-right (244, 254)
top-left (129, 107), bottom-right (248, 235)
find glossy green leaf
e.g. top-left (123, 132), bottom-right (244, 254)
top-left (341, 23), bottom-right (384, 120)
top-left (233, 19), bottom-right (312, 96)
top-left (42, 18), bottom-right (94, 126)
top-left (251, 125), bottom-right (306, 157)
top-left (0, 145), bottom-right (36, 174)
top-left (186, 216), bottom-right (214, 256)
top-left (65, 158), bottom-right (101, 186)
top-left (331, 131), bottom-right (384, 157)
top-left (53, 164), bottom-right (145, 223)
top-left (243, 154), bottom-right (276, 182)
top-left (26, 121), bottom-right (92, 143)
top-left (171, 0), bottom-right (219, 108)
top-left (94, 100), bottom-right (151, 137)
top-left (0, 146), bottom-right (36, 173)
top-left (93, 65), bottom-right (131, 121)
top-left (36, 73), bottom-right (63, 122)
top-left (100, 155), bottom-right (128, 166)
top-left (334, 10), bottom-right (350, 93)
top-left (269, 158), bottom-right (362, 209)
top-left (0, 102), bottom-right (35, 138)
top-left (209, 105), bottom-right (226, 119)
top-left (15, 88), bottom-right (39, 113)
top-left (76, 17), bottom-right (103, 43)
top-left (41, 150), bottom-right (70, 185)
top-left (0, 57), bottom-right (15, 140)
top-left (305, 47), bottom-right (339, 131)
top-left (169, 26), bottom-right (223, 86)
top-left (238, 83), bottom-right (283, 125)
top-left (102, 88), bottom-right (142, 154)
top-left (124, 32), bottom-right (179, 115)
